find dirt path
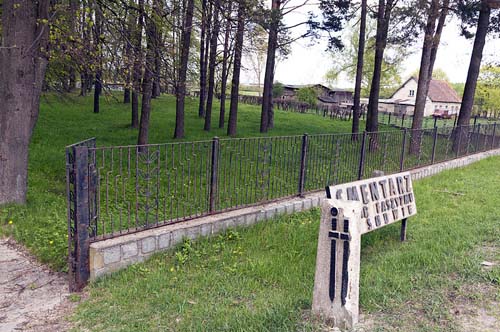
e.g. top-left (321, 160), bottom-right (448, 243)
top-left (0, 238), bottom-right (73, 332)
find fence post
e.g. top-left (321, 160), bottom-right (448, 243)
top-left (456, 126), bottom-right (462, 158)
top-left (434, 117), bottom-right (438, 128)
top-left (357, 131), bottom-right (367, 180)
top-left (491, 123), bottom-right (497, 149)
top-left (431, 127), bottom-right (438, 164)
top-left (401, 114), bottom-right (405, 128)
top-left (298, 133), bottom-right (309, 197)
top-left (388, 113), bottom-right (391, 126)
top-left (476, 123), bottom-right (482, 151)
top-left (400, 128), bottom-right (407, 171)
top-left (466, 123), bottom-right (475, 155)
top-left (209, 137), bottom-right (219, 213)
top-left (72, 145), bottom-right (91, 292)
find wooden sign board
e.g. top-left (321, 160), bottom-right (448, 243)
top-left (313, 172), bottom-right (417, 329)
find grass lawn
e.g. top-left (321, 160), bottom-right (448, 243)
top-left (0, 92), bottom-right (361, 271)
top-left (378, 112), bottom-right (498, 129)
top-left (71, 156), bottom-right (500, 332)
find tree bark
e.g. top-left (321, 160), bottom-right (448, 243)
top-left (151, 0), bottom-right (162, 99)
top-left (80, 0), bottom-right (90, 97)
top-left (204, 2), bottom-right (221, 131)
top-left (198, 0), bottom-right (209, 118)
top-left (260, 0), bottom-right (280, 133)
top-left (227, 0), bottom-right (246, 137)
top-left (454, 0), bottom-right (491, 153)
top-left (409, 0), bottom-right (441, 154)
top-left (366, 0), bottom-right (393, 136)
top-left (219, 2), bottom-right (233, 129)
top-left (93, 4), bottom-right (103, 114)
top-left (352, 0), bottom-right (367, 138)
top-left (0, 0), bottom-right (50, 205)
top-left (132, 0), bottom-right (145, 128)
top-left (174, 0), bottom-right (195, 139)
top-left (138, 12), bottom-right (155, 146)
top-left (68, 0), bottom-right (78, 91)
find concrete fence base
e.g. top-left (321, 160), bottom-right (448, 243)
top-left (89, 149), bottom-right (500, 280)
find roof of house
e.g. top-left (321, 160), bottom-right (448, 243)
top-left (392, 77), bottom-right (461, 103)
top-left (317, 95), bottom-right (337, 103)
top-left (282, 84), bottom-right (352, 93)
top-left (427, 79), bottom-right (461, 103)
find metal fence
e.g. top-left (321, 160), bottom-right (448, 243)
top-left (376, 111), bottom-right (498, 129)
top-left (66, 123), bottom-right (499, 290)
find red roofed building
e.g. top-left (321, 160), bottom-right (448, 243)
top-left (378, 77), bottom-right (462, 117)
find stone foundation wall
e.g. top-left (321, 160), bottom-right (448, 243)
top-left (89, 149), bottom-right (500, 280)
top-left (409, 149), bottom-right (500, 180)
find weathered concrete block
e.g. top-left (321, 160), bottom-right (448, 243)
top-left (234, 216), bottom-right (245, 227)
top-left (103, 246), bottom-right (121, 265)
top-left (171, 229), bottom-right (186, 246)
top-left (294, 201), bottom-right (303, 212)
top-left (212, 220), bottom-right (226, 234)
top-left (90, 248), bottom-right (104, 270)
top-left (276, 205), bottom-right (285, 215)
top-left (141, 237), bottom-right (156, 254)
top-left (285, 203), bottom-right (295, 214)
top-left (121, 242), bottom-right (138, 259)
top-left (256, 211), bottom-right (266, 222)
top-left (265, 208), bottom-right (276, 220)
top-left (304, 198), bottom-right (312, 210)
top-left (200, 223), bottom-right (212, 237)
top-left (185, 226), bottom-right (200, 240)
top-left (244, 213), bottom-right (257, 226)
top-left (158, 233), bottom-right (170, 249)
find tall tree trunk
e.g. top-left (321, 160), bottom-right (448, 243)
top-left (427, 0), bottom-right (448, 80)
top-left (454, 0), bottom-right (491, 153)
top-left (174, 0), bottom-right (195, 139)
top-left (198, 0), bottom-right (210, 118)
top-left (93, 4), bottom-right (103, 114)
top-left (0, 0), bottom-right (50, 204)
top-left (260, 0), bottom-right (280, 133)
top-left (138, 13), bottom-right (155, 145)
top-left (267, 53), bottom-right (276, 129)
top-left (227, 0), bottom-right (246, 137)
top-left (409, 0), bottom-right (440, 154)
top-left (68, 0), bottom-right (78, 91)
top-left (352, 0), bottom-right (367, 138)
top-left (151, 0), bottom-right (162, 99)
top-left (204, 3), bottom-right (221, 131)
top-left (80, 0), bottom-right (90, 97)
top-left (366, 0), bottom-right (393, 136)
top-left (123, 4), bottom-right (133, 104)
top-left (132, 0), bottom-right (145, 128)
top-left (219, 2), bottom-right (233, 129)
top-left (124, 88), bottom-right (131, 103)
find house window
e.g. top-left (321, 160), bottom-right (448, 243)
top-left (409, 90), bottom-right (415, 97)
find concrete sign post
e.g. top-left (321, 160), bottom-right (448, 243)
top-left (312, 172), bottom-right (417, 329)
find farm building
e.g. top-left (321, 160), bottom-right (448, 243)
top-left (281, 84), bottom-right (353, 107)
top-left (378, 77), bottom-right (462, 117)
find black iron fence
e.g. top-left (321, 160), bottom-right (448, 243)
top-left (66, 123), bottom-right (499, 290)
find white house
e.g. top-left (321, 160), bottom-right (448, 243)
top-left (378, 77), bottom-right (462, 117)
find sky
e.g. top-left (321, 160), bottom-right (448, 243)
top-left (240, 1), bottom-right (500, 89)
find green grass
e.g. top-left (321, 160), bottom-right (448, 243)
top-left (378, 112), bottom-right (498, 129)
top-left (71, 156), bottom-right (500, 332)
top-left (0, 92), bottom-right (360, 271)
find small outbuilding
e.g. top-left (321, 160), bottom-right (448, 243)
top-left (281, 84), bottom-right (353, 107)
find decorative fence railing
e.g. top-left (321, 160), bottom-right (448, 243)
top-left (66, 123), bottom-right (499, 290)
